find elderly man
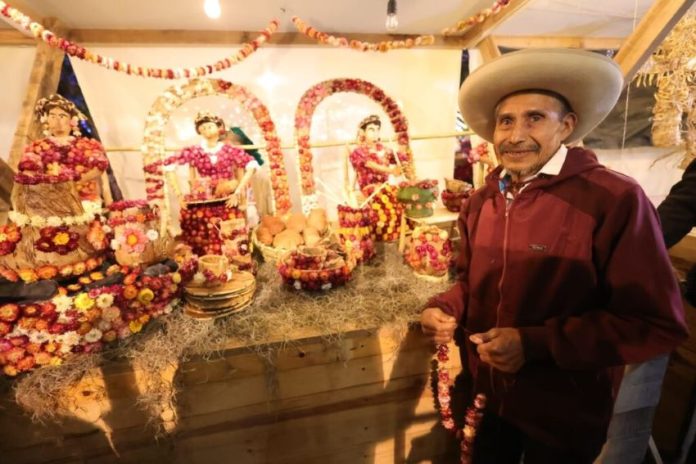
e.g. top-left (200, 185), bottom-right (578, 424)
top-left (421, 49), bottom-right (688, 463)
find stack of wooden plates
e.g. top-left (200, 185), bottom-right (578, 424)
top-left (183, 271), bottom-right (256, 320)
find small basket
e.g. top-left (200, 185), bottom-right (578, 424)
top-left (278, 246), bottom-right (355, 291)
top-left (198, 254), bottom-right (229, 279)
top-left (252, 227), bottom-right (335, 265)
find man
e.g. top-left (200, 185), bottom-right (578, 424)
top-left (421, 49), bottom-right (688, 463)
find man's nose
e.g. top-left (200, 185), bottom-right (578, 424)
top-left (508, 121), bottom-right (528, 143)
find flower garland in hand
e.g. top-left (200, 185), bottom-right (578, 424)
top-left (0, 2), bottom-right (278, 79)
top-left (435, 344), bottom-right (487, 464)
top-left (292, 16), bottom-right (435, 52)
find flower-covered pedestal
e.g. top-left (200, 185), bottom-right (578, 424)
top-left (404, 225), bottom-right (452, 282)
top-left (278, 246), bottom-right (354, 291)
top-left (336, 205), bottom-right (376, 264)
top-left (397, 180), bottom-right (439, 219)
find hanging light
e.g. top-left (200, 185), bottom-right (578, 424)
top-left (385, 0), bottom-right (398, 32)
top-left (204, 0), bottom-right (221, 19)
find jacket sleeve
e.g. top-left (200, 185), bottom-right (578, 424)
top-left (520, 185), bottom-right (689, 368)
top-left (657, 159), bottom-right (696, 249)
top-left (423, 201), bottom-right (470, 322)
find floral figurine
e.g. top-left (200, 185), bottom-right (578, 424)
top-left (346, 115), bottom-right (406, 242)
top-left (165, 112), bottom-right (258, 256)
top-left (17, 94), bottom-right (112, 208)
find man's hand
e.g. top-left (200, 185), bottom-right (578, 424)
top-left (470, 328), bottom-right (525, 373)
top-left (421, 307), bottom-right (458, 345)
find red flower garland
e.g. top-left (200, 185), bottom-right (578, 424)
top-left (435, 344), bottom-right (487, 464)
top-left (0, 2), bottom-right (278, 80)
top-left (292, 16), bottom-right (436, 52)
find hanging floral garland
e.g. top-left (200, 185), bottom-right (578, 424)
top-left (294, 78), bottom-right (415, 213)
top-left (434, 344), bottom-right (487, 463)
top-left (292, 16), bottom-right (435, 51)
top-left (0, 1), bottom-right (278, 79)
top-left (441, 0), bottom-right (512, 36)
top-left (141, 78), bottom-right (292, 228)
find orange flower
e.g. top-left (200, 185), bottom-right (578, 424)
top-left (123, 285), bottom-right (138, 300)
top-left (36, 265), bottom-right (57, 280)
top-left (18, 269), bottom-right (37, 283)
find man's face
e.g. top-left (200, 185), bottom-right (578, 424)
top-left (46, 107), bottom-right (71, 137)
top-left (363, 123), bottom-right (381, 143)
top-left (198, 122), bottom-right (221, 139)
top-left (492, 93), bottom-right (576, 179)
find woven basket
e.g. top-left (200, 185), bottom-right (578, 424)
top-left (252, 227), bottom-right (335, 264)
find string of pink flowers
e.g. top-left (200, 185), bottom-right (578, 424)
top-left (435, 344), bottom-right (487, 464)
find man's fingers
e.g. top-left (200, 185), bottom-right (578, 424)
top-left (470, 328), bottom-right (501, 345)
top-left (435, 313), bottom-right (456, 324)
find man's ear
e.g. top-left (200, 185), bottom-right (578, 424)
top-left (561, 112), bottom-right (578, 140)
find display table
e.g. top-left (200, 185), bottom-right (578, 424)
top-left (0, 246), bottom-right (461, 463)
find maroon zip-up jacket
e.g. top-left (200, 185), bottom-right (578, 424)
top-left (427, 147), bottom-right (688, 452)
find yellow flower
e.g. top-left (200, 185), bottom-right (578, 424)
top-left (0, 233), bottom-right (7, 242)
top-left (74, 293), bottom-right (95, 312)
top-left (18, 269), bottom-right (37, 283)
top-left (126, 234), bottom-right (140, 246)
top-left (137, 288), bottom-right (155, 305)
top-left (53, 232), bottom-right (70, 246)
top-left (46, 162), bottom-right (62, 176)
top-left (129, 320), bottom-right (143, 334)
top-left (49, 357), bottom-right (63, 366)
top-left (171, 272), bottom-right (182, 284)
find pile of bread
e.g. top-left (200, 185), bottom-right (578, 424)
top-left (256, 208), bottom-right (329, 250)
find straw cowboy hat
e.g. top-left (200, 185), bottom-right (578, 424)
top-left (459, 48), bottom-right (624, 143)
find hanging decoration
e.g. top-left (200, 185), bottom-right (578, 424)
top-left (294, 78), bottom-right (415, 213)
top-left (0, 1), bottom-right (278, 80)
top-left (635, 12), bottom-right (695, 166)
top-left (292, 16), bottom-right (435, 52)
top-left (441, 0), bottom-right (512, 36)
top-left (434, 343), bottom-right (487, 464)
top-left (141, 78), bottom-right (292, 231)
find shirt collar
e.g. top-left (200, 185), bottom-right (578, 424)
top-left (499, 144), bottom-right (568, 180)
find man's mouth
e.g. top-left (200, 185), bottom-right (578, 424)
top-left (503, 150), bottom-right (537, 158)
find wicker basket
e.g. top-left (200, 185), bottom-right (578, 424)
top-left (252, 227), bottom-right (335, 265)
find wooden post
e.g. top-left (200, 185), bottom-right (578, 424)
top-left (477, 36), bottom-right (501, 63)
top-left (6, 19), bottom-right (67, 170)
top-left (614, 0), bottom-right (695, 80)
top-left (448, 0), bottom-right (533, 48)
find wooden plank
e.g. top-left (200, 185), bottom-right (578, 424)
top-left (0, 29), bottom-right (35, 45)
top-left (493, 35), bottom-right (624, 50)
top-left (7, 19), bottom-right (66, 170)
top-left (448, 0), bottom-right (534, 48)
top-left (477, 36), bottom-right (501, 63)
top-left (0, 157), bottom-right (14, 208)
top-left (614, 0), bottom-right (695, 80)
top-left (70, 29), bottom-right (461, 48)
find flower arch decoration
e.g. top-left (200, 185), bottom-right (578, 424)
top-left (142, 78), bottom-right (291, 224)
top-left (294, 78), bottom-right (416, 213)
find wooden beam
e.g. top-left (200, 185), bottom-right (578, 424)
top-left (493, 35), bottom-right (624, 50)
top-left (614, 0), bottom-right (695, 80)
top-left (7, 18), bottom-right (66, 170)
top-left (0, 157), bottom-right (14, 209)
top-left (477, 36), bottom-right (501, 63)
top-left (447, 0), bottom-right (533, 49)
top-left (0, 29), bottom-right (35, 46)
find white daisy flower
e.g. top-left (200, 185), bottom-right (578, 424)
top-left (59, 331), bottom-right (81, 352)
top-left (46, 216), bottom-right (62, 227)
top-left (64, 216), bottom-right (75, 226)
top-left (9, 211), bottom-right (28, 227)
top-left (102, 225), bottom-right (112, 234)
top-left (84, 328), bottom-right (103, 343)
top-left (96, 293), bottom-right (114, 309)
top-left (30, 216), bottom-right (46, 228)
top-left (321, 283), bottom-right (332, 291)
top-left (146, 229), bottom-right (159, 241)
top-left (192, 272), bottom-right (205, 285)
top-left (53, 295), bottom-right (73, 313)
top-left (293, 280), bottom-right (302, 290)
top-left (29, 331), bottom-right (50, 344)
top-left (110, 238), bottom-right (120, 250)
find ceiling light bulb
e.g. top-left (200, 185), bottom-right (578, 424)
top-left (385, 0), bottom-right (398, 32)
top-left (204, 0), bottom-right (221, 19)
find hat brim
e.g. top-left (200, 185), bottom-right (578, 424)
top-left (459, 48), bottom-right (624, 143)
